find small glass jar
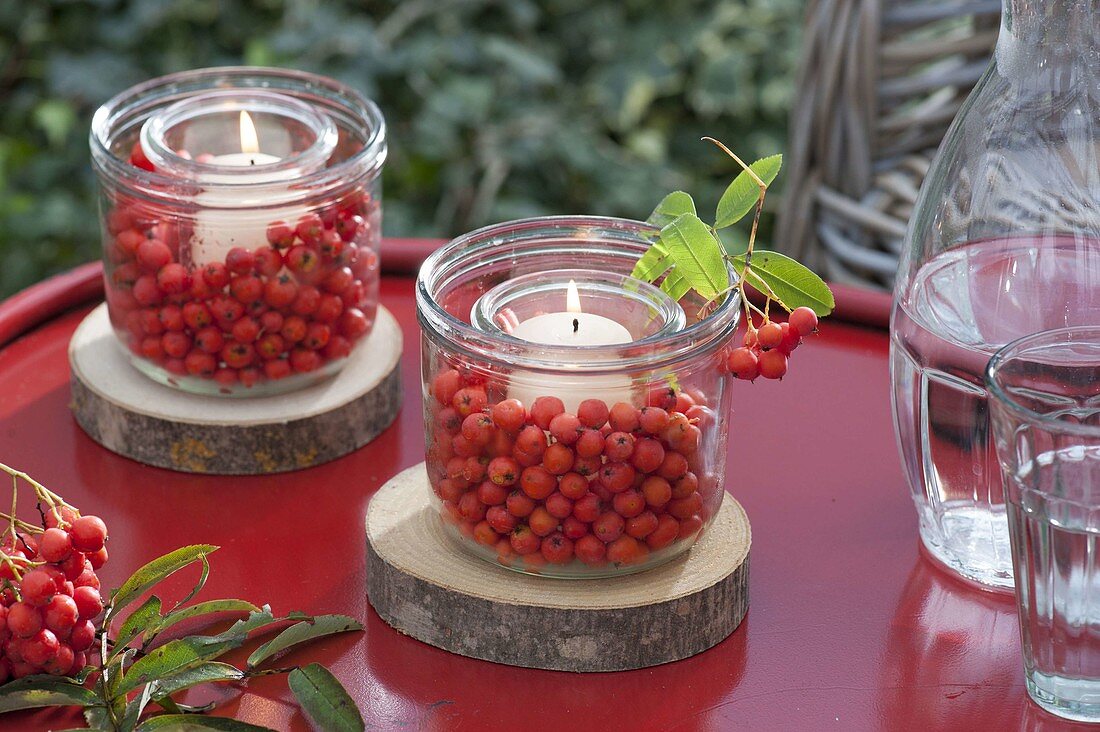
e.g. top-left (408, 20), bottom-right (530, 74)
top-left (90, 67), bottom-right (386, 396)
top-left (416, 216), bottom-right (741, 578)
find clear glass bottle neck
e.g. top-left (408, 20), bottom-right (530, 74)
top-left (997, 0), bottom-right (1100, 89)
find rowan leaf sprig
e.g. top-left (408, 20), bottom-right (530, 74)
top-left (631, 138), bottom-right (835, 334)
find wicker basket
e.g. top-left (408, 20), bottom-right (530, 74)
top-left (776, 0), bottom-right (1001, 291)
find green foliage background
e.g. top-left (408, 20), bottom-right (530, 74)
top-left (0, 0), bottom-right (802, 297)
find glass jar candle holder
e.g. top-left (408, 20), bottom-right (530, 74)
top-left (416, 216), bottom-right (741, 578)
top-left (90, 67), bottom-right (386, 396)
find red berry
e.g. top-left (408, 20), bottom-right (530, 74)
top-left (338, 308), bottom-right (370, 340)
top-left (132, 275), bottom-right (162, 306)
top-left (726, 347), bottom-right (759, 380)
top-left (491, 399), bottom-right (526, 433)
top-left (540, 532), bottom-right (574, 564)
top-left (562, 516), bottom-right (589, 540)
top-left (202, 262), bottom-right (230, 289)
top-left (515, 425), bottom-right (547, 456)
top-left (156, 264), bottom-right (189, 294)
top-left (291, 285), bottom-right (322, 316)
top-left (43, 643), bottom-right (73, 676)
top-left (69, 620), bottom-right (95, 652)
top-left (639, 407), bottom-right (670, 435)
top-left (21, 569), bottom-right (56, 606)
top-left (593, 512), bottom-right (625, 543)
top-left (129, 141), bottom-right (154, 171)
top-left (136, 239), bottom-right (172, 272)
top-left (520, 466), bottom-right (556, 500)
top-left (530, 397), bottom-right (565, 430)
top-left (548, 413), bottom-right (582, 445)
top-left (477, 481), bottom-right (508, 506)
top-left (576, 399), bottom-right (610, 429)
top-left (625, 511), bottom-right (659, 539)
top-left (295, 213), bottom-right (324, 245)
top-left (604, 432), bottom-right (635, 461)
top-left (116, 228), bottom-right (145, 255)
top-left (641, 476), bottom-right (672, 508)
top-left (647, 514), bottom-right (680, 549)
top-left (266, 221), bottom-right (296, 249)
top-left (433, 370), bottom-right (462, 406)
top-left (280, 315), bottom-right (308, 343)
top-left (314, 294), bottom-right (344, 324)
top-left (87, 547), bottom-right (108, 571)
top-left (256, 333), bottom-right (286, 360)
top-left (73, 587), bottom-right (102, 620)
top-left (452, 387), bottom-right (488, 418)
top-left (43, 595), bottom-right (78, 634)
top-left (510, 525), bottom-right (540, 555)
top-left (194, 327), bottom-right (224, 354)
top-left (304, 323), bottom-right (331, 351)
top-left (232, 317), bottom-right (261, 344)
top-left (253, 247), bottom-right (284, 277)
top-left (286, 245), bottom-right (320, 276)
top-left (39, 528), bottom-right (72, 563)
top-left (226, 247), bottom-right (255, 275)
top-left (23, 629), bottom-right (59, 667)
top-left (558, 472), bottom-right (589, 500)
top-left (322, 267), bottom-right (354, 295)
top-left (505, 490), bottom-right (536, 518)
top-left (8, 603), bottom-right (41, 638)
top-left (575, 535), bottom-right (607, 566)
top-left (70, 516), bottom-right (107, 553)
top-left (612, 490), bottom-right (646, 518)
top-left (335, 214), bottom-right (363, 242)
top-left (789, 306), bottom-right (819, 337)
top-left (607, 535), bottom-right (645, 565)
top-left (528, 506), bottom-right (559, 537)
top-left (668, 492), bottom-right (704, 520)
top-left (777, 322), bottom-right (801, 355)
top-left (599, 461), bottom-right (635, 493)
top-left (658, 451), bottom-right (689, 481)
top-left (461, 413), bottom-right (494, 446)
top-left (631, 438), bottom-right (665, 474)
top-left (320, 228), bottom-right (346, 259)
top-left (542, 443), bottom-right (575, 475)
top-left (544, 492), bottom-right (574, 520)
top-left (289, 348), bottom-right (322, 373)
top-left (488, 457), bottom-right (520, 486)
top-left (457, 492), bottom-right (486, 522)
top-left (758, 349), bottom-right (788, 380)
top-left (473, 521), bottom-right (497, 546)
top-left (158, 305), bottom-right (185, 332)
top-left (757, 322), bottom-right (783, 349)
top-left (572, 493), bottom-right (602, 523)
top-left (486, 505), bottom-right (517, 534)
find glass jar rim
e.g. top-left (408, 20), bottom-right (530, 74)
top-left (416, 215), bottom-right (741, 373)
top-left (90, 66), bottom-right (386, 205)
top-left (985, 325), bottom-right (1100, 438)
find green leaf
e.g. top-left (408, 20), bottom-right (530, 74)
top-left (151, 662), bottom-right (244, 699)
top-left (659, 269), bottom-right (691, 302)
top-left (732, 250), bottom-right (835, 315)
top-left (114, 634), bottom-right (245, 696)
top-left (646, 191), bottom-right (696, 230)
top-left (714, 154), bottom-right (782, 229)
top-left (136, 716), bottom-right (275, 731)
top-left (172, 552), bottom-right (211, 611)
top-left (630, 241), bottom-right (670, 283)
top-left (152, 599), bottom-right (261, 638)
top-left (658, 213), bottom-right (728, 299)
top-left (109, 545), bottom-right (218, 617)
top-left (114, 595), bottom-right (162, 654)
top-left (247, 615), bottom-right (362, 669)
top-left (288, 664), bottom-right (364, 732)
top-left (0, 677), bottom-right (99, 713)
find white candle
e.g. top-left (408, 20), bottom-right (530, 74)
top-left (507, 280), bottom-right (635, 413)
top-left (190, 111), bottom-right (307, 266)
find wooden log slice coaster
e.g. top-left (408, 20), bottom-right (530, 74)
top-left (366, 463), bottom-right (750, 672)
top-left (69, 303), bottom-right (402, 475)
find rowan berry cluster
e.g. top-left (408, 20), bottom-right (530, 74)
top-left (0, 479), bottom-right (108, 682)
top-left (102, 143), bottom-right (380, 392)
top-left (428, 369), bottom-right (717, 573)
top-left (725, 306), bottom-right (819, 381)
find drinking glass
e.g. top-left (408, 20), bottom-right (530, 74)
top-left (987, 326), bottom-right (1100, 721)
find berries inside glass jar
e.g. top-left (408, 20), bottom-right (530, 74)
top-left (103, 182), bottom-right (381, 394)
top-left (426, 366), bottom-right (717, 576)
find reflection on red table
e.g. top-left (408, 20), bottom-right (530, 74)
top-left (0, 242), bottom-right (1079, 730)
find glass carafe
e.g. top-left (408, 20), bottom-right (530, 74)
top-left (890, 0), bottom-right (1100, 592)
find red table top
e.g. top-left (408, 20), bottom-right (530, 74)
top-left (0, 240), bottom-right (1080, 731)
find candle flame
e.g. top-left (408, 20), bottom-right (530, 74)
top-left (239, 111), bottom-right (260, 155)
top-left (566, 280), bottom-right (582, 314)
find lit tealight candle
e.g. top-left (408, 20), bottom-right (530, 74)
top-left (507, 280), bottom-right (635, 413)
top-left (190, 111), bottom-right (307, 266)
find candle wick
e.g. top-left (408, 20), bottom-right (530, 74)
top-left (572, 318), bottom-right (579, 333)
top-left (249, 158), bottom-right (256, 166)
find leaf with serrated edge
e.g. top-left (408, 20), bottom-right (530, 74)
top-left (733, 250), bottom-right (834, 315)
top-left (109, 545), bottom-right (218, 616)
top-left (289, 663), bottom-right (365, 732)
top-left (659, 213), bottom-right (727, 299)
top-left (171, 552), bottom-right (210, 611)
top-left (113, 634), bottom-right (244, 696)
top-left (659, 269), bottom-right (691, 302)
top-left (152, 599), bottom-right (260, 638)
top-left (715, 154), bottom-right (782, 229)
top-left (247, 614), bottom-right (362, 669)
top-left (136, 715), bottom-right (276, 731)
top-left (646, 190), bottom-right (696, 230)
top-left (114, 595), bottom-right (162, 656)
top-left (0, 682), bottom-right (99, 713)
top-left (152, 661), bottom-right (244, 699)
top-left (630, 241), bottom-right (671, 283)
